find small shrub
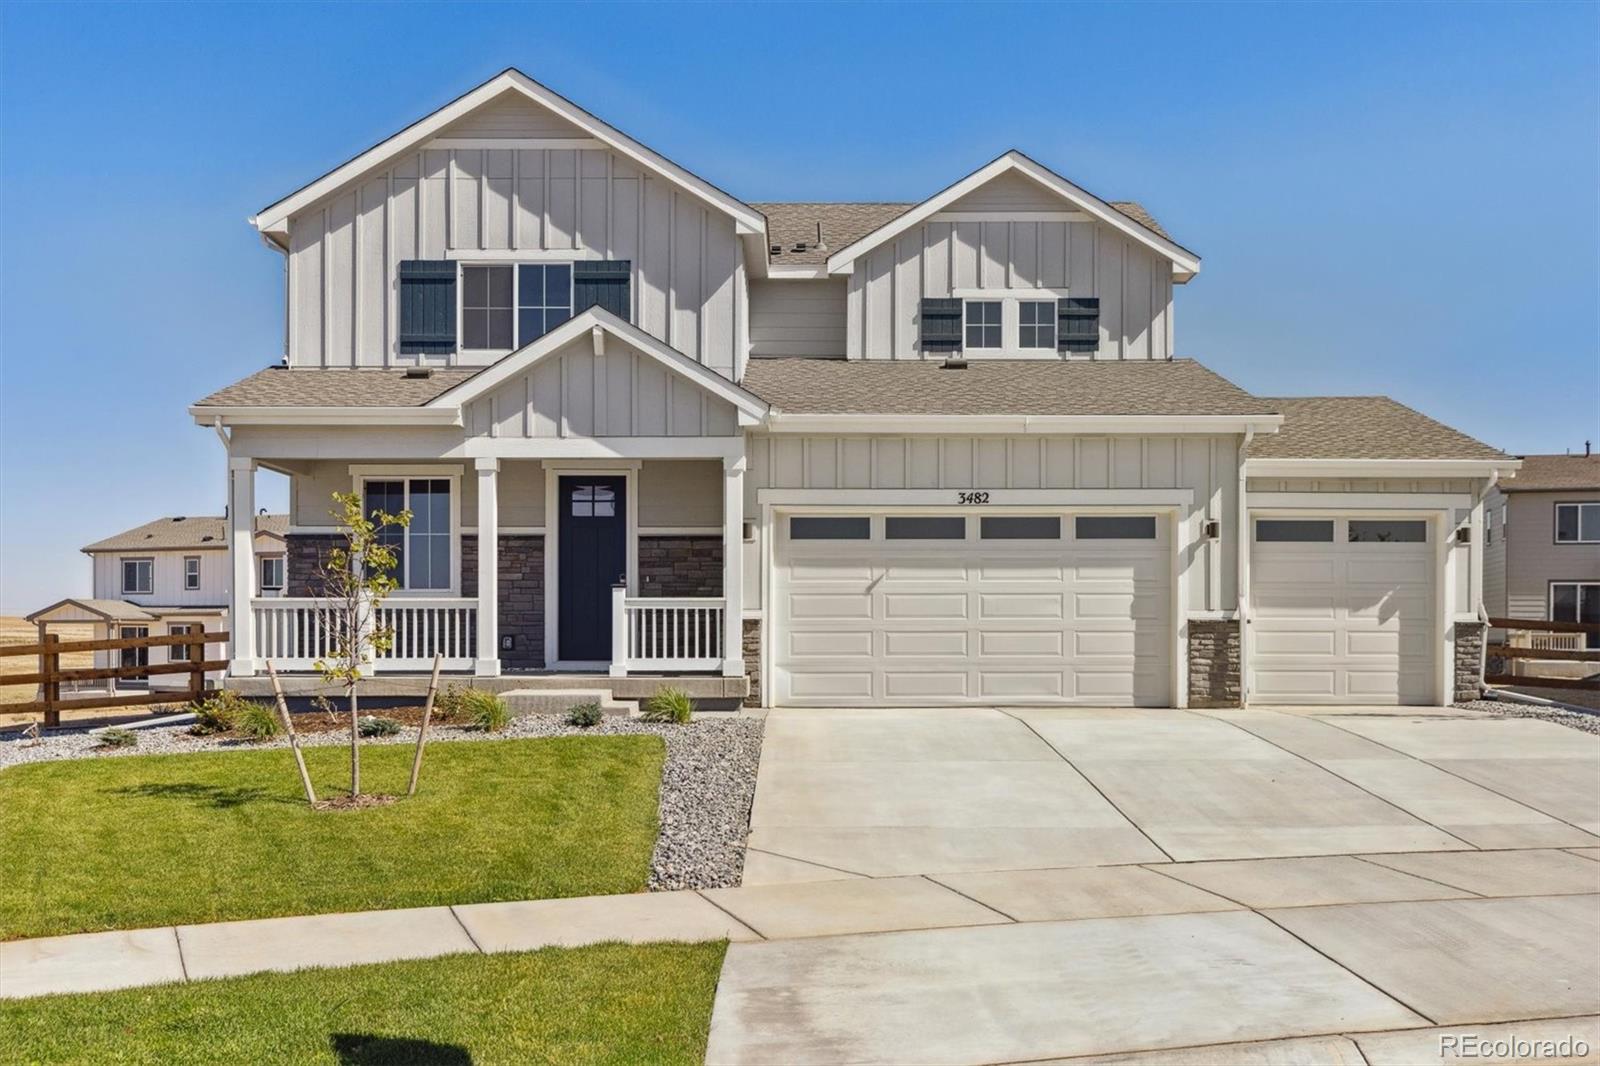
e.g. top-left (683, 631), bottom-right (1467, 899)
top-left (641, 686), bottom-right (693, 724)
top-left (464, 689), bottom-right (511, 732)
top-left (96, 727), bottom-right (139, 749)
top-left (565, 702), bottom-right (603, 728)
top-left (189, 690), bottom-right (254, 735)
top-left (232, 699), bottom-right (281, 741)
top-left (358, 715), bottom-right (402, 737)
top-left (432, 683), bottom-right (468, 722)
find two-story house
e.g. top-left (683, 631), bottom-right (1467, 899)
top-left (191, 69), bottom-right (1517, 708)
top-left (1485, 450), bottom-right (1600, 651)
top-left (26, 515), bottom-right (286, 694)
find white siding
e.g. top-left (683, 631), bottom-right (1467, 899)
top-left (287, 146), bottom-right (740, 375)
top-left (747, 433), bottom-right (1239, 614)
top-left (436, 90), bottom-right (588, 139)
top-left (91, 539), bottom-right (282, 606)
top-left (845, 215), bottom-right (1173, 361)
top-left (461, 333), bottom-right (740, 440)
top-left (748, 278), bottom-right (847, 358)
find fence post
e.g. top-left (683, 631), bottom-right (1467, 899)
top-left (188, 624), bottom-right (206, 705)
top-left (42, 634), bottom-right (60, 729)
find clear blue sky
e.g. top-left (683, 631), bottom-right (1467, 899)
top-left (2, 2), bottom-right (1596, 614)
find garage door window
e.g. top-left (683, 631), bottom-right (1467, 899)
top-left (1076, 516), bottom-right (1156, 540)
top-left (981, 516), bottom-right (1061, 540)
top-left (886, 516), bottom-right (965, 540)
top-left (1348, 520), bottom-right (1427, 543)
top-left (1256, 519), bottom-right (1333, 542)
top-left (790, 516), bottom-right (870, 540)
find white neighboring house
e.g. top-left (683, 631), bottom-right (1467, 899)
top-left (26, 516), bottom-right (287, 694)
top-left (190, 68), bottom-right (1520, 708)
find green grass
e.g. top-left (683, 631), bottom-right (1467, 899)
top-left (0, 737), bottom-right (664, 940)
top-left (0, 940), bottom-right (727, 1065)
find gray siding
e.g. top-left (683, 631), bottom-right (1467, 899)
top-left (463, 332), bottom-right (739, 439)
top-left (749, 278), bottom-right (847, 358)
top-left (287, 144), bottom-right (740, 375)
top-left (747, 433), bottom-right (1239, 614)
top-left (1501, 490), bottom-right (1600, 620)
top-left (845, 216), bottom-right (1172, 361)
top-left (1484, 486), bottom-right (1507, 616)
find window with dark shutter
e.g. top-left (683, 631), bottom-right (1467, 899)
top-left (398, 260), bottom-right (457, 355)
top-left (919, 298), bottom-right (962, 352)
top-left (1057, 297), bottom-right (1100, 354)
top-left (573, 260), bottom-right (631, 321)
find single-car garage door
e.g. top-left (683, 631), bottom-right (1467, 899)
top-left (1250, 516), bottom-right (1435, 705)
top-left (774, 512), bottom-right (1171, 706)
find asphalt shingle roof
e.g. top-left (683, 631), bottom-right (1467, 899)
top-left (753, 200), bottom-right (1168, 265)
top-left (1498, 453), bottom-right (1600, 492)
top-left (195, 367), bottom-right (475, 408)
top-left (1247, 397), bottom-right (1506, 462)
top-left (742, 358), bottom-right (1273, 417)
top-left (82, 515), bottom-right (288, 553)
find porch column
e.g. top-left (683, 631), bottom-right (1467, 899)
top-left (722, 455), bottom-right (746, 678)
top-left (227, 456), bottom-right (257, 676)
top-left (475, 457), bottom-right (501, 676)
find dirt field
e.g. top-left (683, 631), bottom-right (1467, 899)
top-left (0, 616), bottom-right (106, 728)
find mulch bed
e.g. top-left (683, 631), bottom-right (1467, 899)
top-left (287, 706), bottom-right (460, 735)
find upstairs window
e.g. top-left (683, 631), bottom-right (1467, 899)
top-left (518, 264), bottom-right (573, 344)
top-left (259, 556), bottom-right (285, 593)
top-left (183, 556), bottom-right (201, 591)
top-left (121, 558), bottom-right (154, 595)
top-left (461, 265), bottom-right (513, 351)
top-left (1555, 502), bottom-right (1600, 544)
top-left (1019, 301), bottom-right (1056, 349)
top-left (964, 301), bottom-right (1001, 349)
top-left (461, 263), bottom-right (575, 353)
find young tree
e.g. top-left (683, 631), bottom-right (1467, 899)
top-left (314, 491), bottom-right (410, 798)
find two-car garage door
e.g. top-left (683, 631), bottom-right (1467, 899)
top-left (1250, 517), bottom-right (1436, 705)
top-left (774, 512), bottom-right (1170, 706)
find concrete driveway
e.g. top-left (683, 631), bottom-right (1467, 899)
top-left (712, 706), bottom-right (1600, 1064)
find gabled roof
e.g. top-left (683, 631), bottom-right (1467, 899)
top-left (1498, 453), bottom-right (1600, 492)
top-left (425, 306), bottom-right (769, 424)
top-left (252, 68), bottom-right (766, 242)
top-left (25, 598), bottom-right (157, 624)
top-left (822, 151), bottom-right (1200, 280)
top-left (195, 368), bottom-right (477, 408)
top-left (1246, 397), bottom-right (1507, 462)
top-left (81, 515), bottom-right (288, 554)
top-left (756, 199), bottom-right (1169, 267)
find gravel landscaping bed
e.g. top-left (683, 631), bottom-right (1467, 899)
top-left (1459, 696), bottom-right (1600, 736)
top-left (0, 711), bottom-right (765, 891)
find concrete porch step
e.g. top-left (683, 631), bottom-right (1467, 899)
top-left (499, 689), bottom-right (632, 717)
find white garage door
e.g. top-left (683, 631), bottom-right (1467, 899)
top-left (1250, 516), bottom-right (1435, 705)
top-left (774, 512), bottom-right (1171, 706)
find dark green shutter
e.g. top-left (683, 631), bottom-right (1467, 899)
top-left (573, 260), bottom-right (631, 321)
top-left (1058, 297), bottom-right (1100, 353)
top-left (920, 298), bottom-right (963, 352)
top-left (398, 260), bottom-right (456, 355)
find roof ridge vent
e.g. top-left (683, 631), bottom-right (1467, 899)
top-left (403, 366), bottom-right (434, 379)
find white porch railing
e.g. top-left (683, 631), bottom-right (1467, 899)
top-left (611, 589), bottom-right (725, 673)
top-left (1508, 631), bottom-right (1585, 652)
top-left (253, 598), bottom-right (478, 671)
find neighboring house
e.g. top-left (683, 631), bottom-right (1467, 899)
top-left (190, 68), bottom-right (1516, 708)
top-left (1484, 451), bottom-right (1600, 649)
top-left (26, 515), bottom-right (287, 693)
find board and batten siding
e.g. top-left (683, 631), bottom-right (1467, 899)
top-left (844, 217), bottom-right (1173, 361)
top-left (286, 147), bottom-right (741, 376)
top-left (748, 278), bottom-right (848, 358)
top-left (92, 539), bottom-right (282, 606)
top-left (745, 433), bottom-right (1239, 614)
top-left (462, 335), bottom-right (739, 440)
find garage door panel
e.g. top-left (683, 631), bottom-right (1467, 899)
top-left (1255, 557), bottom-right (1337, 585)
top-left (1255, 669), bottom-right (1341, 697)
top-left (979, 593), bottom-right (1065, 620)
top-left (790, 594), bottom-right (876, 620)
top-left (979, 672), bottom-right (1065, 698)
top-left (884, 593), bottom-right (968, 619)
top-left (789, 560), bottom-right (874, 582)
top-left (1074, 630), bottom-right (1138, 656)
top-left (884, 671), bottom-right (968, 699)
top-left (885, 561), bottom-right (970, 583)
top-left (979, 630), bottom-right (1065, 657)
top-left (884, 630), bottom-right (968, 658)
top-left (1256, 630), bottom-right (1339, 656)
top-left (789, 630), bottom-right (875, 658)
top-left (787, 671), bottom-right (875, 700)
top-left (977, 561), bottom-right (1065, 582)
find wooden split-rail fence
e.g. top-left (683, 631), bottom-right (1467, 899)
top-left (2, 628), bottom-right (228, 727)
top-left (1485, 617), bottom-right (1600, 692)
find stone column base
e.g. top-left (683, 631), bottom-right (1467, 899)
top-left (1189, 618), bottom-right (1242, 708)
top-left (742, 618), bottom-right (762, 707)
top-left (1453, 620), bottom-right (1486, 704)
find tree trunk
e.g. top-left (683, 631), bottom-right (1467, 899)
top-left (348, 682), bottom-right (361, 797)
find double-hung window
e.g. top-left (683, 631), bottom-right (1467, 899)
top-left (183, 556), bottom-right (201, 591)
top-left (964, 301), bottom-right (1002, 349)
top-left (1018, 301), bottom-right (1056, 349)
top-left (259, 555), bottom-right (285, 594)
top-left (169, 623), bottom-right (194, 663)
top-left (461, 263), bottom-right (574, 353)
top-left (363, 479), bottom-right (453, 591)
top-left (122, 558), bottom-right (153, 595)
top-left (1551, 582), bottom-right (1600, 649)
top-left (1555, 502), bottom-right (1600, 544)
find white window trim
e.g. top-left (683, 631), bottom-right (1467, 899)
top-left (348, 469), bottom-right (463, 596)
top-left (962, 299), bottom-right (1004, 351)
top-left (457, 260), bottom-right (576, 364)
top-left (1554, 501), bottom-right (1600, 544)
top-left (955, 296), bottom-right (1073, 358)
top-left (169, 622), bottom-right (194, 662)
top-left (183, 556), bottom-right (202, 591)
top-left (121, 557), bottom-right (154, 596)
top-left (1550, 581), bottom-right (1600, 619)
top-left (259, 554), bottom-right (286, 594)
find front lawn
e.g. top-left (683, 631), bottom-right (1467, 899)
top-left (0, 737), bottom-right (664, 940)
top-left (1, 940), bottom-right (726, 1065)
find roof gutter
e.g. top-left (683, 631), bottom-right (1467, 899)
top-left (761, 413), bottom-right (1285, 436)
top-left (1245, 457), bottom-right (1522, 479)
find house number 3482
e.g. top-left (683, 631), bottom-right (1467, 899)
top-left (957, 491), bottom-right (991, 505)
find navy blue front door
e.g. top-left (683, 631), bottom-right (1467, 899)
top-left (558, 476), bottom-right (626, 662)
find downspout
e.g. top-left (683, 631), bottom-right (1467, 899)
top-left (1237, 428), bottom-right (1254, 708)
top-left (1474, 470), bottom-right (1499, 626)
